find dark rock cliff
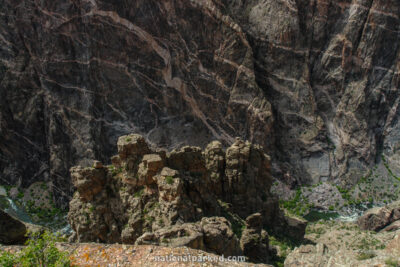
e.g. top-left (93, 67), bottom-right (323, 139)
top-left (0, 0), bottom-right (399, 205)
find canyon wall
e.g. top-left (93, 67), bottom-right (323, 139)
top-left (0, 0), bottom-right (398, 205)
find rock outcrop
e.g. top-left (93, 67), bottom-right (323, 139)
top-left (0, 209), bottom-right (27, 245)
top-left (68, 134), bottom-right (305, 263)
top-left (358, 202), bottom-right (400, 232)
top-left (135, 217), bottom-right (242, 257)
top-left (0, 0), bottom-right (398, 206)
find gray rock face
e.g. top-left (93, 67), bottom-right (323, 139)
top-left (0, 0), bottom-right (399, 205)
top-left (301, 182), bottom-right (345, 211)
top-left (226, 0), bottom-right (400, 187)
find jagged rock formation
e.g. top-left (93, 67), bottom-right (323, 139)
top-left (0, 0), bottom-right (398, 205)
top-left (68, 134), bottom-right (306, 263)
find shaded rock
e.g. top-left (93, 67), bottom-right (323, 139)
top-left (245, 213), bottom-right (263, 231)
top-left (224, 139), bottom-right (272, 219)
top-left (201, 217), bottom-right (242, 257)
top-left (111, 155), bottom-right (122, 168)
top-left (167, 146), bottom-right (206, 174)
top-left (240, 213), bottom-right (269, 263)
top-left (0, 209), bottom-right (27, 245)
top-left (284, 216), bottom-right (307, 241)
top-left (204, 141), bottom-right (225, 196)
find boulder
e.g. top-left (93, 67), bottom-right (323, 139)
top-left (117, 134), bottom-right (150, 161)
top-left (0, 209), bottom-right (27, 245)
top-left (201, 217), bottom-right (242, 256)
top-left (285, 215), bottom-right (307, 241)
top-left (357, 207), bottom-right (393, 231)
top-left (70, 166), bottom-right (106, 201)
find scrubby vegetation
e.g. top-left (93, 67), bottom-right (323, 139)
top-left (0, 231), bottom-right (70, 267)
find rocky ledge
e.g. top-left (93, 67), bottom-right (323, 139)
top-left (1, 243), bottom-right (273, 267)
top-left (285, 220), bottom-right (400, 267)
top-left (68, 134), bottom-right (306, 264)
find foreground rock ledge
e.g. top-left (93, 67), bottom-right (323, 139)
top-left (68, 134), bottom-right (306, 264)
top-left (1, 243), bottom-right (273, 267)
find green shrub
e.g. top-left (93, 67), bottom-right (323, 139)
top-left (165, 176), bottom-right (174, 185)
top-left (385, 258), bottom-right (399, 267)
top-left (17, 191), bottom-right (24, 199)
top-left (357, 251), bottom-right (375, 260)
top-left (134, 187), bottom-right (144, 198)
top-left (0, 251), bottom-right (15, 267)
top-left (145, 215), bottom-right (154, 224)
top-left (0, 231), bottom-right (70, 267)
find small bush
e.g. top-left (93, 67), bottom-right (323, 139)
top-left (385, 258), bottom-right (399, 267)
top-left (134, 188), bottom-right (144, 198)
top-left (165, 176), bottom-right (174, 185)
top-left (357, 251), bottom-right (376, 260)
top-left (17, 191), bottom-right (24, 199)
